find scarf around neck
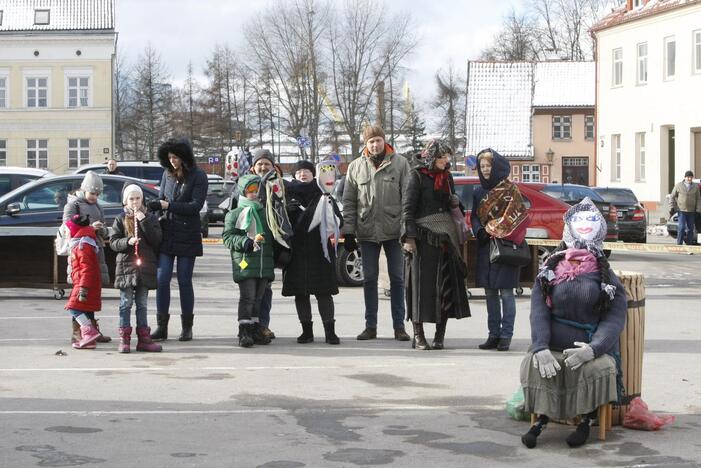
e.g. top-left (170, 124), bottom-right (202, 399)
top-left (419, 168), bottom-right (451, 194)
top-left (235, 197), bottom-right (265, 238)
top-left (552, 248), bottom-right (600, 285)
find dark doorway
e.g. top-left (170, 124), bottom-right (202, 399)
top-left (668, 128), bottom-right (676, 193)
top-left (562, 156), bottom-right (589, 185)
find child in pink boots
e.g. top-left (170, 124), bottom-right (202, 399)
top-left (109, 184), bottom-right (163, 353)
top-left (65, 214), bottom-right (103, 349)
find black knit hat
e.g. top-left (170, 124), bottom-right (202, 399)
top-left (293, 159), bottom-right (316, 177)
top-left (685, 170), bottom-right (694, 178)
top-left (252, 148), bottom-right (274, 166)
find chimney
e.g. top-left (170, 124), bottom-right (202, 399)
top-left (626, 0), bottom-right (633, 11)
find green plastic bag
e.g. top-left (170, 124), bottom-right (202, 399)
top-left (506, 387), bottom-right (530, 421)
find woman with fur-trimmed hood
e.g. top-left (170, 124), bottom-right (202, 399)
top-left (149, 138), bottom-right (208, 343)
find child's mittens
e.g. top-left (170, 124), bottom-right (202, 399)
top-left (78, 287), bottom-right (89, 302)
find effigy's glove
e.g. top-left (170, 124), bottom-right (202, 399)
top-left (563, 342), bottom-right (595, 371)
top-left (533, 349), bottom-right (561, 379)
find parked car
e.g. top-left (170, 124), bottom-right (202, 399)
top-left (0, 167), bottom-right (53, 198)
top-left (593, 187), bottom-right (647, 243)
top-left (665, 212), bottom-right (701, 243)
top-left (74, 161), bottom-right (165, 185)
top-left (206, 179), bottom-right (236, 224)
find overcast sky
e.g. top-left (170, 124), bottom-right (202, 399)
top-left (116, 0), bottom-right (525, 121)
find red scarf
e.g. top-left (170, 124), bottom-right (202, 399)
top-left (419, 168), bottom-right (451, 194)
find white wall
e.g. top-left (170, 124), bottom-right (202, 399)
top-left (596, 4), bottom-right (701, 204)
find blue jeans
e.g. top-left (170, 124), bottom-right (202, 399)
top-left (484, 288), bottom-right (516, 339)
top-left (259, 282), bottom-right (272, 328)
top-left (68, 309), bottom-right (94, 321)
top-left (359, 240), bottom-right (405, 329)
top-left (119, 285), bottom-right (149, 328)
top-left (677, 211), bottom-right (696, 245)
top-left (156, 254), bottom-right (196, 317)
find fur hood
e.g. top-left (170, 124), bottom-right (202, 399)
top-left (157, 138), bottom-right (196, 172)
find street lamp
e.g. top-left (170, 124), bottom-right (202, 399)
top-left (546, 147), bottom-right (554, 164)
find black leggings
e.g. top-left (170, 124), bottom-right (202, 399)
top-left (238, 279), bottom-right (270, 322)
top-left (295, 294), bottom-right (334, 323)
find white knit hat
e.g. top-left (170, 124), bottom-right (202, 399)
top-left (122, 184), bottom-right (143, 205)
top-left (80, 171), bottom-right (103, 194)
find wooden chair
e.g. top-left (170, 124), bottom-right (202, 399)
top-left (530, 403), bottom-right (613, 441)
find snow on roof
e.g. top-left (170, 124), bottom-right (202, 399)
top-left (592, 0), bottom-right (701, 32)
top-left (465, 62), bottom-right (534, 160)
top-left (533, 62), bottom-right (595, 107)
top-left (0, 0), bottom-right (114, 32)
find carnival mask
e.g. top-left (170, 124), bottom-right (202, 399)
top-left (316, 160), bottom-right (339, 195)
top-left (569, 210), bottom-right (602, 242)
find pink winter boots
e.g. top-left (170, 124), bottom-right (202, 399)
top-left (118, 327), bottom-right (162, 353)
top-left (72, 324), bottom-right (101, 349)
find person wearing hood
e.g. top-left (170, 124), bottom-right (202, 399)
top-left (471, 149), bottom-right (530, 352)
top-left (342, 124), bottom-right (412, 342)
top-left (110, 184), bottom-right (163, 353)
top-left (401, 140), bottom-right (471, 350)
top-left (63, 171), bottom-right (112, 345)
top-left (283, 159), bottom-right (343, 345)
top-left (222, 174), bottom-right (275, 348)
top-left (520, 198), bottom-right (627, 449)
top-left (148, 138), bottom-right (208, 342)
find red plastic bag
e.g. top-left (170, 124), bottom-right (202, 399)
top-left (623, 397), bottom-right (675, 431)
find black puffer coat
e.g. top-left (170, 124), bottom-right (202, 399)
top-left (282, 180), bottom-right (342, 297)
top-left (156, 167), bottom-right (207, 257)
top-left (110, 212), bottom-right (162, 289)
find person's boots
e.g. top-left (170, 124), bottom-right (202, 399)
top-left (118, 326), bottom-right (132, 353)
top-left (566, 412), bottom-right (595, 447)
top-left (433, 321), bottom-right (447, 350)
top-left (497, 337), bottom-right (512, 351)
top-left (356, 327), bottom-right (377, 340)
top-left (297, 321), bottom-right (314, 344)
top-left (72, 324), bottom-right (100, 349)
top-left (178, 315), bottom-right (193, 342)
top-left (90, 318), bottom-right (112, 343)
top-left (136, 327), bottom-right (163, 352)
top-left (71, 320), bottom-right (81, 345)
top-left (323, 321), bottom-right (340, 345)
top-left (478, 336), bottom-right (500, 350)
top-left (252, 323), bottom-right (272, 345)
top-left (150, 314), bottom-right (169, 341)
top-left (522, 415), bottom-right (549, 449)
top-left (238, 323), bottom-right (254, 348)
top-left (412, 322), bottom-right (431, 350)
top-left (394, 326), bottom-right (411, 341)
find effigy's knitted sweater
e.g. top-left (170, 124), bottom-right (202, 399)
top-left (530, 269), bottom-right (627, 357)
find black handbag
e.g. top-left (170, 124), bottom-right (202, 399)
top-left (489, 238), bottom-right (531, 267)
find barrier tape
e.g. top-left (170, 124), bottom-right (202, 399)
top-left (205, 236), bottom-right (701, 254)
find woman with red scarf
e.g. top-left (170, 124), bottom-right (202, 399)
top-left (401, 140), bottom-right (471, 350)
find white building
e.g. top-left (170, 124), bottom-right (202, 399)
top-left (592, 0), bottom-right (701, 214)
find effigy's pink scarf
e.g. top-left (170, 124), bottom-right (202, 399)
top-left (552, 248), bottom-right (599, 285)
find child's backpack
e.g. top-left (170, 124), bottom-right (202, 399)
top-left (55, 223), bottom-right (72, 256)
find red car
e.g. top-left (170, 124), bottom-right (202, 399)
top-left (453, 176), bottom-right (570, 240)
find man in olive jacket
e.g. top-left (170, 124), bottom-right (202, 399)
top-left (342, 125), bottom-right (411, 341)
top-left (670, 170), bottom-right (701, 245)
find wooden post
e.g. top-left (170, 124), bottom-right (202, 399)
top-left (612, 271), bottom-right (645, 425)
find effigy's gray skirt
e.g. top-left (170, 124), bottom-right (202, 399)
top-left (520, 351), bottom-right (617, 420)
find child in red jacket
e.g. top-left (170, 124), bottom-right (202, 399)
top-left (64, 214), bottom-right (103, 349)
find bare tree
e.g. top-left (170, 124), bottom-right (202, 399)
top-left (113, 51), bottom-right (131, 160)
top-left (433, 62), bottom-right (466, 155)
top-left (481, 9), bottom-right (540, 61)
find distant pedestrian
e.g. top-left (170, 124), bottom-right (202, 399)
top-left (105, 158), bottom-right (124, 175)
top-left (670, 170), bottom-right (701, 245)
top-left (149, 138), bottom-right (208, 342)
top-left (110, 184), bottom-right (163, 353)
top-left (283, 159), bottom-right (343, 345)
top-left (64, 214), bottom-right (103, 350)
top-left (401, 140), bottom-right (470, 350)
top-left (223, 174), bottom-right (274, 348)
top-left (342, 124), bottom-right (412, 341)
top-left (471, 149), bottom-right (529, 352)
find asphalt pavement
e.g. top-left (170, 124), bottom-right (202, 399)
top-left (0, 229), bottom-right (700, 467)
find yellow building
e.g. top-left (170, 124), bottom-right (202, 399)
top-left (0, 0), bottom-right (116, 173)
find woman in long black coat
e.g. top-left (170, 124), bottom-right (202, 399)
top-left (282, 160), bottom-right (342, 345)
top-left (401, 140), bottom-right (470, 350)
top-left (149, 138), bottom-right (208, 342)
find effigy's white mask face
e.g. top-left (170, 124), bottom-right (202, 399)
top-left (569, 210), bottom-right (602, 242)
top-left (317, 164), bottom-right (336, 194)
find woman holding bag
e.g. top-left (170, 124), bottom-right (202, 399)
top-left (471, 149), bottom-right (529, 352)
top-left (401, 140), bottom-right (470, 350)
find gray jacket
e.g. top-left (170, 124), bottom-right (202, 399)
top-left (342, 148), bottom-right (411, 242)
top-left (671, 181), bottom-right (701, 213)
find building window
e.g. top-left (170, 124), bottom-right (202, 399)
top-left (68, 139), bottom-right (90, 168)
top-left (553, 115), bottom-right (572, 139)
top-left (633, 0), bottom-right (643, 7)
top-left (34, 9), bottom-right (50, 25)
top-left (0, 140), bottom-right (6, 166)
top-left (635, 132), bottom-right (646, 181)
top-left (0, 76), bottom-right (6, 108)
top-left (637, 42), bottom-right (648, 84)
top-left (522, 165), bottom-right (541, 183)
top-left (694, 30), bottom-right (701, 74)
top-left (26, 77), bottom-right (48, 108)
top-left (0, 10), bottom-right (3, 26)
top-left (612, 48), bottom-right (623, 87)
top-left (611, 134), bottom-right (621, 181)
top-left (664, 36), bottom-right (676, 80)
top-left (585, 115), bottom-right (595, 140)
top-left (68, 77), bottom-right (90, 107)
top-left (27, 139), bottom-right (48, 169)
